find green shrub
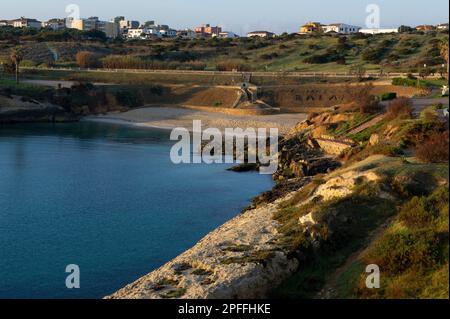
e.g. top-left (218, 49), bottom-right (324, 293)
top-left (380, 92), bottom-right (397, 101)
top-left (398, 196), bottom-right (438, 227)
top-left (392, 77), bottom-right (428, 89)
top-left (366, 229), bottom-right (441, 274)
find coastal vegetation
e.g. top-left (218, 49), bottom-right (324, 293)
top-left (1, 21), bottom-right (448, 300)
top-left (267, 87), bottom-right (449, 298)
top-left (0, 30), bottom-right (448, 73)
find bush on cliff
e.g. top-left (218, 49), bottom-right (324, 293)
top-left (356, 186), bottom-right (449, 299)
top-left (386, 98), bottom-right (413, 120)
top-left (415, 130), bottom-right (449, 163)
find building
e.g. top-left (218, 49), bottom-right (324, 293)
top-left (176, 29), bottom-right (197, 39)
top-left (68, 17), bottom-right (119, 38)
top-left (69, 17), bottom-right (97, 31)
top-left (11, 17), bottom-right (42, 29)
top-left (43, 18), bottom-right (66, 31)
top-left (97, 21), bottom-right (119, 38)
top-left (195, 24), bottom-right (222, 37)
top-left (160, 28), bottom-right (177, 38)
top-left (127, 27), bottom-right (163, 39)
top-left (127, 28), bottom-right (148, 39)
top-left (216, 31), bottom-right (238, 38)
top-left (359, 28), bottom-right (399, 34)
top-left (416, 25), bottom-right (435, 32)
top-left (436, 23), bottom-right (449, 31)
top-left (0, 20), bottom-right (9, 26)
top-left (300, 22), bottom-right (323, 34)
top-left (114, 17), bottom-right (140, 34)
top-left (323, 23), bottom-right (361, 34)
top-left (247, 31), bottom-right (275, 38)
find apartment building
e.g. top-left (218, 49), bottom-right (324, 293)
top-left (195, 24), bottom-right (222, 37)
top-left (69, 17), bottom-right (119, 38)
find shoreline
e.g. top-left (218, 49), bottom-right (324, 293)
top-left (83, 106), bottom-right (308, 136)
top-left (97, 106), bottom-right (306, 299)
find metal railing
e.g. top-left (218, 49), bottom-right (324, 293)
top-left (20, 66), bottom-right (438, 79)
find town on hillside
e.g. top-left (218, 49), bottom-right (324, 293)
top-left (0, 16), bottom-right (449, 39)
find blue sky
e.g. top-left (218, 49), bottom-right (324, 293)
top-left (1, 0), bottom-right (448, 34)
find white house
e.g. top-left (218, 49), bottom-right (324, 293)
top-left (359, 28), bottom-right (399, 34)
top-left (12, 17), bottom-right (42, 29)
top-left (247, 31), bottom-right (275, 38)
top-left (127, 27), bottom-right (162, 39)
top-left (127, 28), bottom-right (148, 39)
top-left (437, 23), bottom-right (449, 31)
top-left (160, 28), bottom-right (177, 38)
top-left (216, 31), bottom-right (238, 38)
top-left (323, 23), bottom-right (361, 34)
top-left (43, 19), bottom-right (66, 31)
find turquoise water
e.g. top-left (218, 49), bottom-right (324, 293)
top-left (0, 122), bottom-right (273, 299)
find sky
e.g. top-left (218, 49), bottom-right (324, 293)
top-left (1, 0), bottom-right (449, 34)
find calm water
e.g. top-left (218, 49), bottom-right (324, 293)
top-left (0, 122), bottom-right (273, 299)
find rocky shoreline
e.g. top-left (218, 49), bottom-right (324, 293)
top-left (0, 95), bottom-right (78, 123)
top-left (106, 126), bottom-right (340, 299)
top-left (107, 192), bottom-right (299, 299)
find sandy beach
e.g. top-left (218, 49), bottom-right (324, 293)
top-left (84, 106), bottom-right (308, 135)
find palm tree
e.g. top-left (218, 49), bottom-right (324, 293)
top-left (10, 48), bottom-right (24, 84)
top-left (441, 39), bottom-right (449, 79)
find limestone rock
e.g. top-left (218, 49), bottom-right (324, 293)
top-left (369, 134), bottom-right (380, 146)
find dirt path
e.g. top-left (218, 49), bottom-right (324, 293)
top-left (411, 89), bottom-right (449, 115)
top-left (316, 218), bottom-right (394, 299)
top-left (347, 114), bottom-right (385, 135)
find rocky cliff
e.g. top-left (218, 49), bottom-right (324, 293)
top-left (0, 95), bottom-right (77, 123)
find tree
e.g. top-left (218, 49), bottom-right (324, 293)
top-left (75, 51), bottom-right (100, 68)
top-left (386, 98), bottom-right (413, 120)
top-left (349, 65), bottom-right (367, 82)
top-left (346, 83), bottom-right (380, 114)
top-left (10, 47), bottom-right (24, 84)
top-left (398, 25), bottom-right (414, 33)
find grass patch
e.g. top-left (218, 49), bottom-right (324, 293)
top-left (161, 288), bottom-right (187, 299)
top-left (223, 244), bottom-right (253, 253)
top-left (221, 250), bottom-right (276, 266)
top-left (192, 268), bottom-right (214, 276)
